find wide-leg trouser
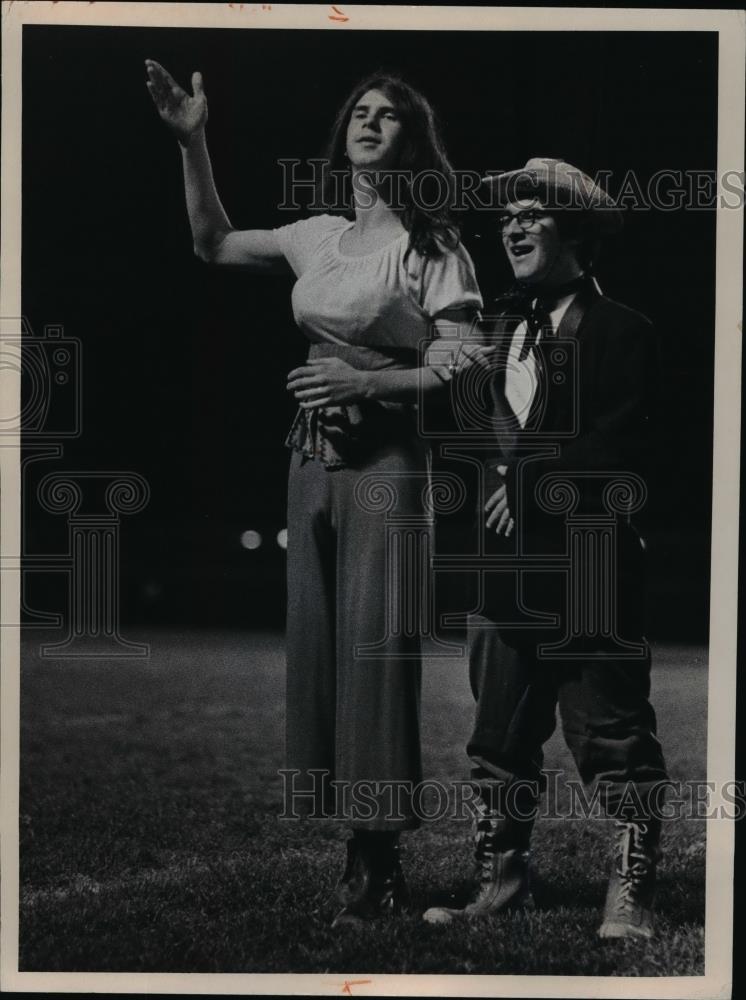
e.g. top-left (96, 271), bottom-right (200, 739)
top-left (466, 616), bottom-right (668, 816)
top-left (285, 439), bottom-right (428, 831)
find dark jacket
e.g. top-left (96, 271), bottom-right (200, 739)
top-left (436, 277), bottom-right (660, 647)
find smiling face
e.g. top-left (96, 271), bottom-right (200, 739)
top-left (345, 88), bottom-right (404, 171)
top-left (500, 197), bottom-right (582, 288)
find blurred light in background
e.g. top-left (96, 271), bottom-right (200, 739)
top-left (142, 580), bottom-right (164, 602)
top-left (276, 528), bottom-right (287, 550)
top-left (240, 529), bottom-right (262, 550)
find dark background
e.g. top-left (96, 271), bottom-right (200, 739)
top-left (21, 26), bottom-right (718, 637)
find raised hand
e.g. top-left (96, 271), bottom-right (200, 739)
top-left (145, 59), bottom-right (207, 145)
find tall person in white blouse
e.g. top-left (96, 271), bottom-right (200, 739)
top-left (146, 61), bottom-right (484, 928)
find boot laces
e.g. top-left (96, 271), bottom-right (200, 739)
top-left (614, 821), bottom-right (653, 910)
top-left (474, 815), bottom-right (501, 882)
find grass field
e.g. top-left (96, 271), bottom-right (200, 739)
top-left (18, 630), bottom-right (707, 975)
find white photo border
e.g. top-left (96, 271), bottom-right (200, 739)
top-left (1, 3), bottom-right (743, 997)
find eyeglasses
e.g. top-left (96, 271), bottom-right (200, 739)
top-left (497, 209), bottom-right (549, 232)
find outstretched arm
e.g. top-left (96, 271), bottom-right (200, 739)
top-left (145, 60), bottom-right (287, 272)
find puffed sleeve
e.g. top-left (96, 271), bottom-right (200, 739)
top-left (409, 240), bottom-right (484, 318)
top-left (409, 240), bottom-right (484, 382)
top-left (272, 214), bottom-right (348, 278)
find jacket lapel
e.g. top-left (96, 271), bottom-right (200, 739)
top-left (555, 275), bottom-right (603, 342)
top-left (481, 311), bottom-right (523, 459)
top-left (534, 277), bottom-right (604, 434)
top-left (483, 277), bottom-right (604, 445)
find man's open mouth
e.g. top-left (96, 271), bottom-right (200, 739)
top-left (511, 245), bottom-right (534, 258)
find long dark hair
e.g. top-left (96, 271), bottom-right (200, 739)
top-left (317, 72), bottom-right (460, 259)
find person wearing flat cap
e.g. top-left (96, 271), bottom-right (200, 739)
top-left (424, 158), bottom-right (669, 940)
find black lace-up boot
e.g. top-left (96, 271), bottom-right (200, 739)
top-left (331, 830), bottom-right (409, 929)
top-left (598, 818), bottom-right (661, 940)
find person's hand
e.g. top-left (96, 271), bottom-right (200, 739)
top-left (485, 467), bottom-right (514, 536)
top-left (145, 60), bottom-right (207, 146)
top-left (428, 340), bottom-right (495, 377)
top-left (287, 358), bottom-right (369, 409)
top-left (453, 342), bottom-right (495, 372)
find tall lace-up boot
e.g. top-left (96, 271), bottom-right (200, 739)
top-left (598, 818), bottom-right (661, 940)
top-left (423, 789), bottom-right (536, 924)
top-left (331, 830), bottom-right (409, 929)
